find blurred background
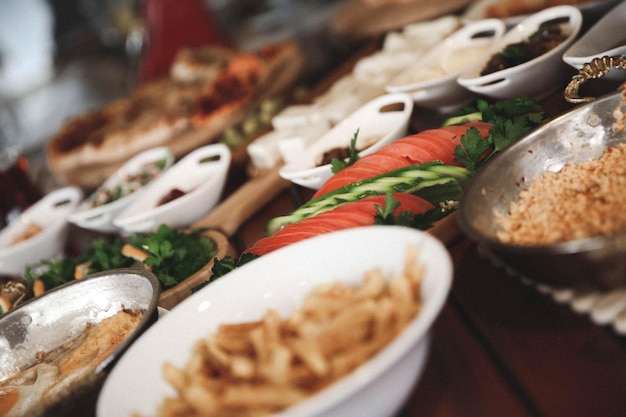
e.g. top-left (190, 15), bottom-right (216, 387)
top-left (0, 0), bottom-right (352, 155)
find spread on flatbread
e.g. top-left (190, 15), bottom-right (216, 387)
top-left (46, 41), bottom-right (304, 188)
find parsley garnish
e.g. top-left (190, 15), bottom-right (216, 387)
top-left (25, 224), bottom-right (217, 292)
top-left (192, 252), bottom-right (261, 292)
top-left (331, 129), bottom-right (360, 173)
top-left (373, 193), bottom-right (453, 230)
top-left (451, 98), bottom-right (546, 172)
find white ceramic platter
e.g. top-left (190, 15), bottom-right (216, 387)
top-left (0, 186), bottom-right (82, 276)
top-left (97, 226), bottom-right (453, 417)
top-left (113, 143), bottom-right (231, 234)
top-left (279, 93), bottom-right (413, 190)
top-left (67, 147), bottom-right (174, 233)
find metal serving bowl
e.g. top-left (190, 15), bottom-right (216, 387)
top-left (0, 268), bottom-right (160, 417)
top-left (457, 91), bottom-right (626, 290)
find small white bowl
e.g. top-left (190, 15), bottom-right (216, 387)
top-left (386, 19), bottom-right (506, 110)
top-left (113, 143), bottom-right (231, 234)
top-left (457, 5), bottom-right (583, 100)
top-left (68, 147), bottom-right (175, 233)
top-left (0, 186), bottom-right (83, 276)
top-left (563, 0), bottom-right (626, 81)
top-left (279, 93), bottom-right (413, 189)
top-left (97, 225), bottom-right (452, 417)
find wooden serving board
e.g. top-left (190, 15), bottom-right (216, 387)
top-left (331, 0), bottom-right (473, 39)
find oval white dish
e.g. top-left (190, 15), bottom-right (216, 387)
top-left (0, 186), bottom-right (83, 276)
top-left (563, 0), bottom-right (626, 81)
top-left (67, 147), bottom-right (175, 233)
top-left (386, 18), bottom-right (506, 110)
top-left (279, 93), bottom-right (413, 190)
top-left (457, 5), bottom-right (583, 100)
top-left (97, 225), bottom-right (452, 417)
top-left (113, 143), bottom-right (231, 234)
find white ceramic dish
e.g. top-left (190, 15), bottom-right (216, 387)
top-left (67, 147), bottom-right (175, 233)
top-left (386, 19), bottom-right (506, 110)
top-left (563, 0), bottom-right (626, 81)
top-left (113, 143), bottom-right (231, 234)
top-left (279, 93), bottom-right (413, 189)
top-left (0, 186), bottom-right (83, 276)
top-left (457, 5), bottom-right (583, 100)
top-left (97, 225), bottom-right (452, 417)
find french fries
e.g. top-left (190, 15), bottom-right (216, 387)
top-left (154, 246), bottom-right (424, 417)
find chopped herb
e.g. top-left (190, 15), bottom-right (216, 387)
top-left (192, 252), bottom-right (261, 292)
top-left (450, 98), bottom-right (546, 172)
top-left (331, 129), bottom-right (360, 173)
top-left (373, 193), bottom-right (454, 230)
top-left (25, 224), bottom-right (217, 293)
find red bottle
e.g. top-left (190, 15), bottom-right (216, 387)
top-left (138, 0), bottom-right (225, 83)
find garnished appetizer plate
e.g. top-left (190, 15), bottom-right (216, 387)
top-left (279, 93), bottom-right (413, 190)
top-left (113, 143), bottom-right (231, 234)
top-left (0, 186), bottom-right (82, 276)
top-left (68, 147), bottom-right (174, 233)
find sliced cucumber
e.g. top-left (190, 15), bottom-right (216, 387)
top-left (265, 161), bottom-right (470, 235)
top-left (442, 111), bottom-right (483, 127)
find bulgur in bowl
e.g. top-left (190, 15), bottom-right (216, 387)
top-left (457, 90), bottom-right (626, 290)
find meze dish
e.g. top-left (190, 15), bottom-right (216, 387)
top-left (236, 98), bottom-right (546, 258)
top-left (45, 41), bottom-right (304, 188)
top-left (97, 226), bottom-right (453, 417)
top-left (457, 5), bottom-right (583, 99)
top-left (67, 147), bottom-right (174, 233)
top-left (457, 88), bottom-right (626, 289)
top-left (0, 268), bottom-right (159, 417)
top-left (0, 186), bottom-right (83, 277)
top-left (22, 224), bottom-right (233, 311)
top-left (113, 143), bottom-right (231, 234)
top-left (278, 93), bottom-right (414, 190)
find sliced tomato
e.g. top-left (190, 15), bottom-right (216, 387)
top-left (313, 122), bottom-right (491, 198)
top-left (246, 193), bottom-right (434, 256)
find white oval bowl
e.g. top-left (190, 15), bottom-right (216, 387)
top-left (457, 5), bottom-right (583, 100)
top-left (386, 18), bottom-right (506, 110)
top-left (113, 143), bottom-right (231, 234)
top-left (563, 0), bottom-right (626, 81)
top-left (97, 225), bottom-right (452, 417)
top-left (279, 93), bottom-right (414, 190)
top-left (67, 147), bottom-right (175, 233)
top-left (0, 186), bottom-right (83, 276)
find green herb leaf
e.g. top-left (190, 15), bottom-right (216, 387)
top-left (192, 252), bottom-right (261, 292)
top-left (331, 129), bottom-right (360, 173)
top-left (453, 98), bottom-right (547, 172)
top-left (372, 193), bottom-right (454, 230)
top-left (25, 224), bottom-right (217, 293)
